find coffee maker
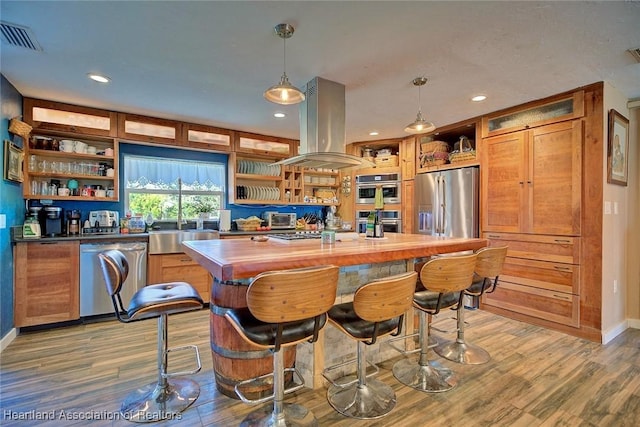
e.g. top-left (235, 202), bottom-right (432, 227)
top-left (38, 206), bottom-right (64, 237)
top-left (66, 209), bottom-right (81, 235)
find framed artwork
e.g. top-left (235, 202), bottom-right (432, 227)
top-left (607, 109), bottom-right (629, 186)
top-left (4, 139), bottom-right (24, 183)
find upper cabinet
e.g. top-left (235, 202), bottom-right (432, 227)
top-left (117, 113), bottom-right (182, 146)
top-left (234, 132), bottom-right (297, 157)
top-left (24, 98), bottom-right (117, 137)
top-left (416, 118), bottom-right (480, 173)
top-left (482, 91), bottom-right (584, 138)
top-left (182, 123), bottom-right (233, 152)
top-left (481, 120), bottom-right (582, 236)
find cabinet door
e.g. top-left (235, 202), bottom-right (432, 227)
top-left (528, 121), bottom-right (582, 236)
top-left (401, 137), bottom-right (416, 180)
top-left (24, 98), bottom-right (117, 137)
top-left (14, 241), bottom-right (80, 327)
top-left (481, 132), bottom-right (527, 233)
top-left (402, 180), bottom-right (414, 233)
top-left (118, 113), bottom-right (182, 146)
top-left (148, 254), bottom-right (211, 304)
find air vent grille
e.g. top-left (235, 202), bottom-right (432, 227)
top-left (0, 21), bottom-right (42, 51)
top-left (628, 47), bottom-right (640, 63)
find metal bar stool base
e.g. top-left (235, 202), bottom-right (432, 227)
top-left (392, 358), bottom-right (457, 393)
top-left (434, 340), bottom-right (491, 365)
top-left (120, 378), bottom-right (200, 423)
top-left (327, 376), bottom-right (396, 419)
top-left (240, 402), bottom-right (318, 427)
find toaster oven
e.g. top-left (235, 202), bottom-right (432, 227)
top-left (263, 212), bottom-right (297, 229)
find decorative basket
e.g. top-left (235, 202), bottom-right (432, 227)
top-left (235, 218), bottom-right (262, 231)
top-left (420, 139), bottom-right (450, 167)
top-left (8, 117), bottom-right (32, 139)
top-left (448, 136), bottom-right (476, 163)
top-left (420, 140), bottom-right (450, 153)
top-left (374, 155), bottom-right (398, 167)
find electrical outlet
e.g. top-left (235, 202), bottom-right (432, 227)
top-left (614, 202), bottom-right (619, 215)
top-left (0, 214), bottom-right (5, 229)
top-left (613, 279), bottom-right (618, 294)
top-left (604, 201), bottom-right (612, 215)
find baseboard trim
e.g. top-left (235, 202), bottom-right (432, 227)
top-left (602, 320), bottom-right (629, 344)
top-left (0, 328), bottom-right (17, 353)
top-left (627, 318), bottom-right (640, 329)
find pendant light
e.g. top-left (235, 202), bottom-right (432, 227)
top-left (404, 77), bottom-right (435, 134)
top-left (263, 23), bottom-right (305, 105)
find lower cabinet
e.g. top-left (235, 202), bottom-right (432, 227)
top-left (481, 233), bottom-right (581, 328)
top-left (14, 241), bottom-right (80, 327)
top-left (147, 253), bottom-right (212, 304)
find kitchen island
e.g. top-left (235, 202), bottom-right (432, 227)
top-left (182, 233), bottom-right (486, 395)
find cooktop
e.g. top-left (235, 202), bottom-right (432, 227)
top-left (267, 232), bottom-right (322, 242)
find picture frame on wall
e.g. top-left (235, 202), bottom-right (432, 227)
top-left (607, 109), bottom-right (629, 186)
top-left (3, 139), bottom-right (24, 183)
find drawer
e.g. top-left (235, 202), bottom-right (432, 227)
top-left (483, 232), bottom-right (580, 264)
top-left (482, 280), bottom-right (580, 328)
top-left (160, 253), bottom-right (199, 267)
top-left (501, 257), bottom-right (579, 295)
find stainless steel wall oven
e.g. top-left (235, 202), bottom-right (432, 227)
top-left (356, 210), bottom-right (402, 233)
top-left (355, 173), bottom-right (401, 204)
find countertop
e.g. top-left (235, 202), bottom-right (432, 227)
top-left (183, 232), bottom-right (487, 281)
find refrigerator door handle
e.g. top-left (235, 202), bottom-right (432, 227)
top-left (440, 176), bottom-right (446, 235)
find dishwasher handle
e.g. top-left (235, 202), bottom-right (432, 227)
top-left (80, 243), bottom-right (147, 254)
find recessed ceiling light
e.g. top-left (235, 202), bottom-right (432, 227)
top-left (369, 131), bottom-right (379, 136)
top-left (274, 112), bottom-right (286, 118)
top-left (471, 95), bottom-right (487, 102)
top-left (88, 73), bottom-right (110, 83)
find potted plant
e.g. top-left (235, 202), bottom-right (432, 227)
top-left (190, 198), bottom-right (216, 219)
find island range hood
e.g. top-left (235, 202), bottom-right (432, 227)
top-left (274, 77), bottom-right (375, 170)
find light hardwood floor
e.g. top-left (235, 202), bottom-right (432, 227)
top-left (1, 308), bottom-right (639, 426)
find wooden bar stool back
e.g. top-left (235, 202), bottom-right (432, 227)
top-left (324, 271), bottom-right (418, 419)
top-left (98, 249), bottom-right (204, 423)
top-left (435, 246), bottom-right (508, 364)
top-left (224, 265), bottom-right (339, 427)
top-left (392, 253), bottom-right (477, 393)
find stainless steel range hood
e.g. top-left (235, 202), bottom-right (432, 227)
top-left (274, 77), bottom-right (375, 170)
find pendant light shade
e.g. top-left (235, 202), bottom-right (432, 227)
top-left (404, 77), bottom-right (435, 134)
top-left (264, 23), bottom-right (305, 105)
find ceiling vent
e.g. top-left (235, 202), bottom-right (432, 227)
top-left (628, 47), bottom-right (640, 63)
top-left (0, 21), bottom-right (42, 51)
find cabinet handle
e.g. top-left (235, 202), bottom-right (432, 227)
top-left (487, 235), bottom-right (501, 239)
top-left (554, 239), bottom-right (571, 243)
top-left (553, 266), bottom-right (572, 272)
top-left (180, 258), bottom-right (192, 263)
top-left (552, 293), bottom-right (571, 301)
top-left (519, 181), bottom-right (524, 185)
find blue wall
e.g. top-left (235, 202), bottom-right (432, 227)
top-left (1, 75), bottom-right (24, 339)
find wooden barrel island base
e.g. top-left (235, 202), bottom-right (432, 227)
top-left (210, 278), bottom-right (295, 399)
top-left (183, 233), bottom-right (487, 391)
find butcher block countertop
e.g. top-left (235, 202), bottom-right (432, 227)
top-left (182, 233), bottom-right (487, 281)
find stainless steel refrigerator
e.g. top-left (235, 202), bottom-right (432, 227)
top-left (414, 166), bottom-right (479, 238)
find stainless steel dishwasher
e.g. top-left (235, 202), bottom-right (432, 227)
top-left (79, 241), bottom-right (148, 317)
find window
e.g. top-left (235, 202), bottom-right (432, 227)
top-left (124, 155), bottom-right (225, 221)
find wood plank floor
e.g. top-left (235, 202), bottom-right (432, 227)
top-left (1, 308), bottom-right (639, 426)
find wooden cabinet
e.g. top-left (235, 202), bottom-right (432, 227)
top-left (182, 123), bottom-right (233, 152)
top-left (481, 233), bottom-right (580, 327)
top-left (401, 137), bottom-right (416, 180)
top-left (481, 120), bottom-right (582, 236)
top-left (14, 241), bottom-right (80, 327)
top-left (23, 133), bottom-right (119, 202)
top-left (24, 98), bottom-right (117, 138)
top-left (234, 132), bottom-right (297, 157)
top-left (117, 113), bottom-right (182, 146)
top-left (301, 169), bottom-right (340, 205)
top-left (147, 254), bottom-right (211, 304)
top-left (402, 180), bottom-right (414, 234)
top-left (482, 91), bottom-right (584, 138)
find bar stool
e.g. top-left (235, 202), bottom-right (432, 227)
top-left (434, 246), bottom-right (508, 365)
top-left (392, 253), bottom-right (477, 393)
top-left (224, 265), bottom-right (339, 427)
top-left (323, 271), bottom-right (417, 419)
top-left (98, 249), bottom-right (204, 423)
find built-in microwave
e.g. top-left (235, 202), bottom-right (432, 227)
top-left (356, 210), bottom-right (402, 234)
top-left (355, 173), bottom-right (401, 204)
top-left (263, 212), bottom-right (297, 229)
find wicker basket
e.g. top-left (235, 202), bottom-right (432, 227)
top-left (8, 117), bottom-right (32, 139)
top-left (235, 218), bottom-right (262, 231)
top-left (374, 155), bottom-right (398, 167)
top-left (448, 136), bottom-right (476, 163)
top-left (420, 140), bottom-right (450, 153)
top-left (420, 151), bottom-right (450, 167)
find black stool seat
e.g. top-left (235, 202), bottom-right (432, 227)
top-left (225, 307), bottom-right (328, 348)
top-left (413, 290), bottom-right (460, 312)
top-left (328, 303), bottom-right (400, 340)
top-left (128, 282), bottom-right (203, 321)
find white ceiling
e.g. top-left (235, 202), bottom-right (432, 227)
top-left (1, 1), bottom-right (639, 145)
